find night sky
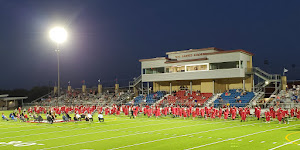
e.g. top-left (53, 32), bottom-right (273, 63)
top-left (1, 0), bottom-right (300, 89)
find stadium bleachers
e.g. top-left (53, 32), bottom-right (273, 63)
top-left (214, 89), bottom-right (255, 107)
top-left (134, 95), bottom-right (144, 104)
top-left (134, 91), bottom-right (166, 105)
top-left (159, 90), bottom-right (213, 106)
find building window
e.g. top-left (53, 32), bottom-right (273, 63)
top-left (166, 66), bottom-right (185, 73)
top-left (143, 67), bottom-right (165, 74)
top-left (210, 61), bottom-right (239, 70)
top-left (186, 64), bottom-right (208, 72)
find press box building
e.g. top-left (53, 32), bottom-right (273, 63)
top-left (139, 47), bottom-right (255, 94)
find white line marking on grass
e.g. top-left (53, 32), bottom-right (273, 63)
top-left (0, 126), bottom-right (60, 134)
top-left (0, 119), bottom-right (159, 140)
top-left (0, 141), bottom-right (45, 147)
top-left (32, 121), bottom-right (177, 143)
top-left (0, 123), bottom-right (44, 129)
top-left (269, 138), bottom-right (300, 150)
top-left (0, 117), bottom-right (157, 131)
top-left (0, 119), bottom-right (119, 132)
top-left (249, 140), bottom-right (253, 142)
top-left (1, 117), bottom-right (203, 138)
top-left (37, 122), bottom-right (223, 150)
top-left (30, 120), bottom-right (214, 144)
top-left (261, 141), bottom-right (265, 143)
top-left (273, 142), bottom-right (277, 144)
top-left (108, 123), bottom-right (259, 150)
top-left (185, 124), bottom-right (299, 150)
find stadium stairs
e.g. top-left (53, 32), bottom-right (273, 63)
top-left (247, 92), bottom-right (265, 107)
top-left (129, 75), bottom-right (148, 94)
top-left (154, 94), bottom-right (170, 106)
top-left (246, 67), bottom-right (281, 98)
top-left (31, 91), bottom-right (54, 103)
top-left (205, 93), bottom-right (221, 107)
top-left (116, 92), bottom-right (133, 105)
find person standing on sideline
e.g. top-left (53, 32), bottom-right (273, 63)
top-left (130, 106), bottom-right (135, 119)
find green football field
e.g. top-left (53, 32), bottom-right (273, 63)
top-left (0, 110), bottom-right (300, 150)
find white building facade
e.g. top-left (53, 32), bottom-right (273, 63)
top-left (139, 47), bottom-right (254, 94)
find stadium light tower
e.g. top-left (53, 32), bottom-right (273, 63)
top-left (49, 27), bottom-right (67, 100)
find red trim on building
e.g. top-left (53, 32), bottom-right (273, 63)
top-left (166, 47), bottom-right (224, 55)
top-left (139, 48), bottom-right (253, 62)
top-left (165, 58), bottom-right (208, 63)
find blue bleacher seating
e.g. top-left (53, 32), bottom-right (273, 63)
top-left (134, 91), bottom-right (166, 105)
top-left (214, 89), bottom-right (255, 107)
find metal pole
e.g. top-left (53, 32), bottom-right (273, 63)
top-left (56, 44), bottom-right (60, 104)
top-left (253, 78), bottom-right (255, 92)
top-left (190, 81), bottom-right (192, 94)
top-left (170, 82), bottom-right (172, 94)
top-left (243, 79), bottom-right (245, 91)
top-left (212, 80), bottom-right (215, 94)
top-left (141, 82), bottom-right (143, 95)
top-left (147, 82), bottom-right (149, 95)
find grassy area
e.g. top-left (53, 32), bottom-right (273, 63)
top-left (0, 110), bottom-right (300, 150)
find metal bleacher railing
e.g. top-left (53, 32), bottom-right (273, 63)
top-left (246, 67), bottom-right (281, 81)
top-left (129, 75), bottom-right (142, 87)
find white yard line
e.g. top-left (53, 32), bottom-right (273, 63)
top-left (0, 123), bottom-right (43, 129)
top-left (0, 120), bottom-right (185, 147)
top-left (0, 117), bottom-right (135, 130)
top-left (31, 120), bottom-right (209, 143)
top-left (0, 118), bottom-right (140, 134)
top-left (108, 123), bottom-right (260, 150)
top-left (268, 138), bottom-right (300, 150)
top-left (0, 120), bottom-right (95, 130)
top-left (184, 124), bottom-right (300, 150)
top-left (0, 119), bottom-right (161, 139)
top-left (0, 125), bottom-right (64, 134)
top-left (0, 117), bottom-right (221, 139)
top-left (37, 122), bottom-right (226, 150)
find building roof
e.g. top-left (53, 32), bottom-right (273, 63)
top-left (202, 49), bottom-right (254, 56)
top-left (0, 94), bottom-right (9, 98)
top-left (0, 94), bottom-right (28, 101)
top-left (139, 47), bottom-right (253, 62)
top-left (0, 97), bottom-right (28, 101)
top-left (139, 57), bottom-right (168, 62)
top-left (166, 47), bottom-right (224, 55)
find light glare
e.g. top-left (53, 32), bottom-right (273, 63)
top-left (49, 27), bottom-right (67, 44)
